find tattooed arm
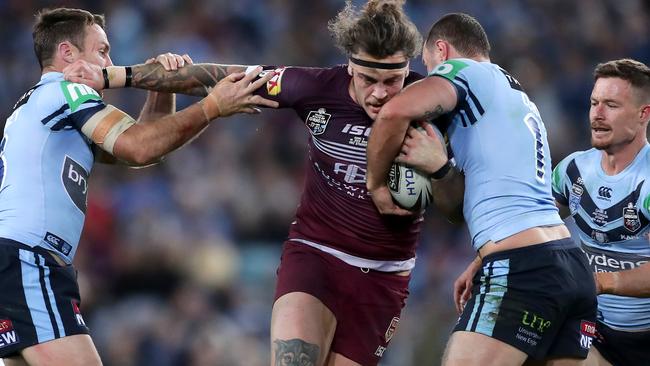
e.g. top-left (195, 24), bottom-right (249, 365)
top-left (128, 63), bottom-right (247, 96)
top-left (366, 76), bottom-right (459, 215)
top-left (64, 60), bottom-right (248, 96)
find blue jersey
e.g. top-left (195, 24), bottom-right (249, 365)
top-left (430, 59), bottom-right (562, 250)
top-left (0, 72), bottom-right (105, 263)
top-left (552, 145), bottom-right (650, 331)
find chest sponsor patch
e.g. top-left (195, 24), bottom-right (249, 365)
top-left (62, 156), bottom-right (89, 213)
top-left (306, 108), bottom-right (331, 136)
top-left (0, 319), bottom-right (19, 349)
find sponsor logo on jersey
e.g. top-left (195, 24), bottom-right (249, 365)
top-left (623, 203), bottom-right (641, 232)
top-left (266, 67), bottom-right (286, 96)
top-left (71, 300), bottom-right (86, 327)
top-left (333, 163), bottom-right (366, 184)
top-left (341, 124), bottom-right (371, 147)
top-left (582, 244), bottom-right (648, 272)
top-left (60, 81), bottom-right (101, 112)
top-left (62, 156), bottom-right (89, 213)
top-left (44, 232), bottom-right (72, 256)
top-left (579, 320), bottom-right (595, 349)
top-left (430, 59), bottom-right (469, 81)
top-left (306, 108), bottom-right (331, 136)
top-left (0, 319), bottom-right (19, 349)
top-left (384, 317), bottom-right (400, 343)
top-left (591, 208), bottom-right (609, 226)
top-left (590, 230), bottom-right (610, 245)
top-left (569, 181), bottom-right (584, 212)
top-left (597, 186), bottom-right (612, 200)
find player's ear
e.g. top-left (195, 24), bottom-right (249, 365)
top-left (639, 104), bottom-right (650, 123)
top-left (58, 41), bottom-right (77, 64)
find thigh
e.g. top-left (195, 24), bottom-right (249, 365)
top-left (442, 331), bottom-right (528, 366)
top-left (271, 292), bottom-right (336, 366)
top-left (20, 334), bottom-right (101, 366)
top-left (584, 347), bottom-right (612, 366)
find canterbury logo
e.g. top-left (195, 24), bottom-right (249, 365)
top-left (598, 186), bottom-right (612, 199)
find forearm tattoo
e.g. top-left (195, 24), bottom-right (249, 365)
top-left (274, 338), bottom-right (320, 366)
top-left (131, 63), bottom-right (246, 96)
top-left (424, 105), bottom-right (445, 122)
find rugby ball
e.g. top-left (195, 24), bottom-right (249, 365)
top-left (387, 162), bottom-right (433, 210)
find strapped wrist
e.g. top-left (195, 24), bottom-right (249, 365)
top-left (199, 93), bottom-right (221, 122)
top-left (102, 68), bottom-right (110, 90)
top-left (103, 66), bottom-right (127, 89)
top-left (430, 160), bottom-right (452, 180)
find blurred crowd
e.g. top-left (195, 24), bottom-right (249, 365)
top-left (0, 0), bottom-right (648, 365)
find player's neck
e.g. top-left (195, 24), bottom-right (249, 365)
top-left (600, 138), bottom-right (647, 175)
top-left (41, 62), bottom-right (65, 75)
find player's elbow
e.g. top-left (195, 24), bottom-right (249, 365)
top-left (377, 102), bottom-right (405, 125)
top-left (112, 135), bottom-right (160, 167)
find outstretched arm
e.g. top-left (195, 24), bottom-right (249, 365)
top-left (366, 76), bottom-right (458, 215)
top-left (84, 68), bottom-right (278, 166)
top-left (64, 59), bottom-right (248, 96)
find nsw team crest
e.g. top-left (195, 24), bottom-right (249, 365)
top-left (306, 108), bottom-right (331, 135)
top-left (623, 203), bottom-right (641, 232)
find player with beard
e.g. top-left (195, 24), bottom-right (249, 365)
top-left (552, 59), bottom-right (650, 366)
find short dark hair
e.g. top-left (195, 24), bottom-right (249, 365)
top-left (33, 8), bottom-right (105, 69)
top-left (594, 59), bottom-right (650, 103)
top-left (425, 13), bottom-right (490, 58)
top-left (328, 0), bottom-right (423, 59)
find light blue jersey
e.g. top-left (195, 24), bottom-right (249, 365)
top-left (0, 72), bottom-right (105, 263)
top-left (430, 59), bottom-right (562, 250)
top-left (553, 145), bottom-right (650, 331)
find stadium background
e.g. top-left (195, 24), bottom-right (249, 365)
top-left (0, 0), bottom-right (648, 365)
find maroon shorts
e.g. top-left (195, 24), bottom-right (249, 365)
top-left (274, 241), bottom-right (411, 366)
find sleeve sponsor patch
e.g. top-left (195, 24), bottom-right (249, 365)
top-left (60, 81), bottom-right (102, 112)
top-left (266, 67), bottom-right (286, 96)
top-left (429, 60), bottom-right (469, 81)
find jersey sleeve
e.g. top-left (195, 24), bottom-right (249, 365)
top-left (551, 154), bottom-right (577, 206)
top-left (428, 59), bottom-right (487, 125)
top-left (428, 59), bottom-right (473, 107)
top-left (42, 81), bottom-right (107, 132)
top-left (253, 66), bottom-right (321, 108)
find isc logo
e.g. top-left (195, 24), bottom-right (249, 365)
top-left (341, 124), bottom-right (371, 137)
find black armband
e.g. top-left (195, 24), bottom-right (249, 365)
top-left (102, 68), bottom-right (110, 89)
top-left (430, 160), bottom-right (452, 180)
top-left (125, 66), bottom-right (133, 87)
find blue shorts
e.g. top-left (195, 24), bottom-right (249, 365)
top-left (0, 238), bottom-right (89, 358)
top-left (594, 321), bottom-right (650, 366)
top-left (454, 238), bottom-right (598, 360)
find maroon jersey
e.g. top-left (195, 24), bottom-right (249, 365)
top-left (258, 66), bottom-right (423, 261)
